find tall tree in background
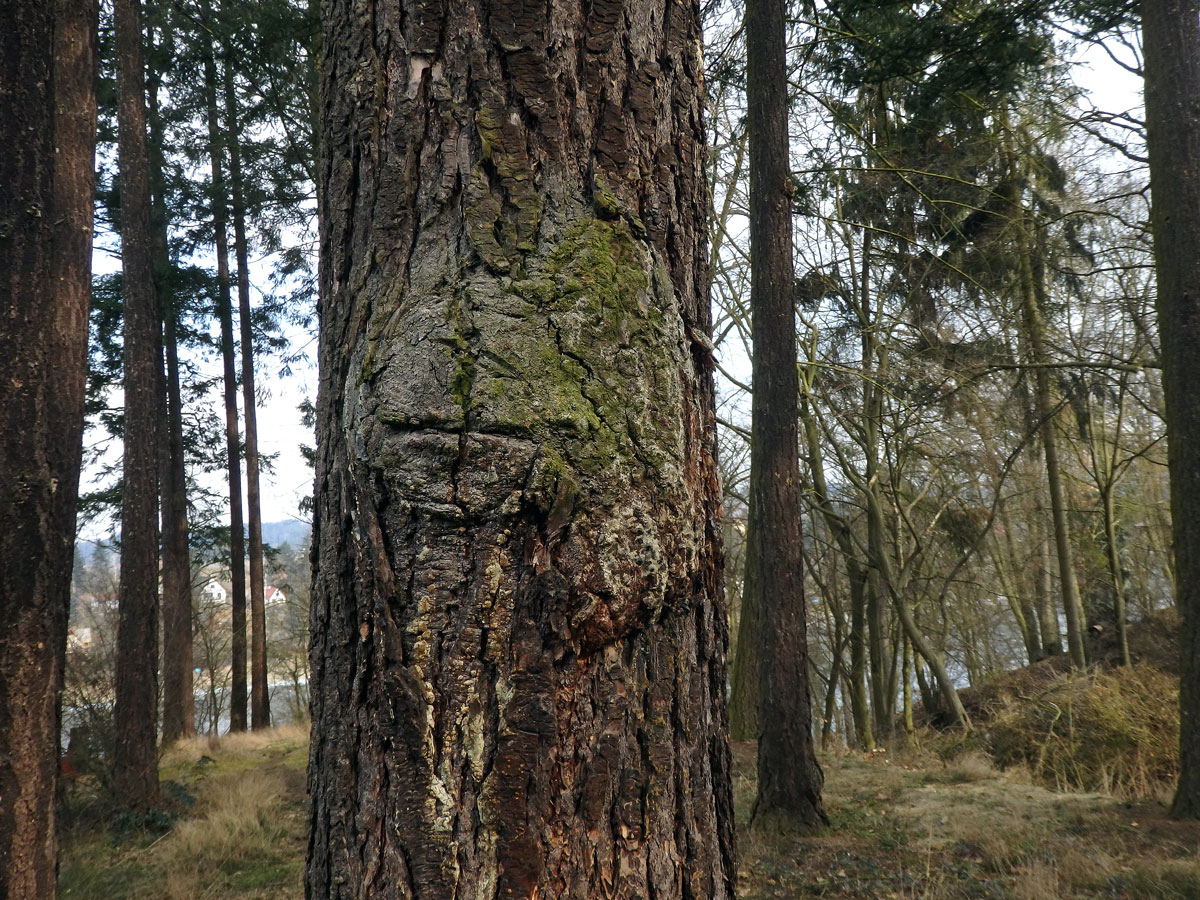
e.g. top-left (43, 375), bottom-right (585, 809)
top-left (200, 0), bottom-right (248, 732)
top-left (224, 62), bottom-right (270, 730)
top-left (743, 0), bottom-right (828, 828)
top-left (999, 128), bottom-right (1088, 669)
top-left (0, 0), bottom-right (96, 891)
top-left (111, 0), bottom-right (161, 810)
top-left (307, 0), bottom-right (735, 894)
top-left (75, 0), bottom-right (317, 739)
top-left (149, 4), bottom-right (195, 745)
top-left (1142, 0), bottom-right (1200, 820)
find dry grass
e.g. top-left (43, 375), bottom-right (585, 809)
top-left (929, 750), bottom-right (997, 785)
top-left (982, 665), bottom-right (1179, 799)
top-left (63, 723), bottom-right (1200, 900)
top-left (736, 741), bottom-right (1200, 900)
top-left (160, 722), bottom-right (309, 770)
top-left (60, 725), bottom-right (308, 900)
top-left (158, 768), bottom-right (300, 900)
top-left (1124, 857), bottom-right (1200, 899)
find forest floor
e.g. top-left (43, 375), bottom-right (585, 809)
top-left (59, 726), bottom-right (309, 899)
top-left (734, 740), bottom-right (1200, 900)
top-left (58, 726), bottom-right (1200, 899)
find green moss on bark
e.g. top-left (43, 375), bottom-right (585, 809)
top-left (464, 217), bottom-right (679, 482)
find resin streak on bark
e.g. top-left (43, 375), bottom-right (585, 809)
top-left (308, 0), bottom-right (734, 896)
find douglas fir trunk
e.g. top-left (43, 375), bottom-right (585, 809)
top-left (744, 0), bottom-right (827, 829)
top-left (0, 0), bottom-right (96, 892)
top-left (307, 0), bottom-right (736, 896)
top-left (112, 0), bottom-right (162, 810)
top-left (1143, 0), bottom-right (1200, 820)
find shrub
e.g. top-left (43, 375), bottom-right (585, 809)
top-left (983, 665), bottom-right (1178, 798)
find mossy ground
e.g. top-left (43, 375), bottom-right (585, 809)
top-left (60, 725), bottom-right (1199, 899)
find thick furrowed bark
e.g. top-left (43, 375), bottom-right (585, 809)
top-left (308, 0), bottom-right (735, 896)
top-left (1143, 0), bottom-right (1200, 821)
top-left (0, 0), bottom-right (96, 891)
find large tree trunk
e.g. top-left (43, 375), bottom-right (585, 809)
top-left (223, 66), bottom-right (270, 730)
top-left (0, 0), bottom-right (95, 892)
top-left (307, 0), bottom-right (735, 896)
top-left (744, 0), bottom-right (827, 829)
top-left (1142, 0), bottom-right (1200, 821)
top-left (200, 7), bottom-right (248, 732)
top-left (112, 0), bottom-right (161, 811)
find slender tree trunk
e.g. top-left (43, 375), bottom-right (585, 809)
top-left (884, 612), bottom-right (900, 739)
top-left (148, 22), bottom-right (195, 744)
top-left (1008, 164), bottom-right (1087, 668)
top-left (858, 226), bottom-right (893, 737)
top-left (1143, 0), bottom-right (1200, 820)
top-left (1035, 521), bottom-right (1062, 655)
top-left (309, 0), bottom-right (736, 895)
top-left (158, 294), bottom-right (194, 742)
top-left (902, 636), bottom-right (915, 738)
top-left (112, 0), bottom-right (161, 811)
top-left (867, 487), bottom-right (968, 728)
top-left (847, 569), bottom-right (876, 748)
top-left (996, 501), bottom-right (1042, 662)
top-left (822, 613), bottom-right (845, 749)
top-left (745, 0), bottom-right (827, 829)
top-left (1019, 386), bottom-right (1062, 658)
top-left (1101, 485), bottom-right (1133, 667)
top-left (729, 512), bottom-right (761, 740)
top-left (200, 9), bottom-right (247, 732)
top-left (223, 65), bottom-right (270, 730)
top-left (0, 0), bottom-right (95, 892)
top-left (914, 658), bottom-right (936, 715)
top-left (803, 405), bottom-right (875, 749)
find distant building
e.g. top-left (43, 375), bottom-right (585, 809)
top-left (201, 580), bottom-right (228, 605)
top-left (265, 585), bottom-right (288, 606)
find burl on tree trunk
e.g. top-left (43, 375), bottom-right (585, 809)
top-left (307, 0), bottom-right (736, 897)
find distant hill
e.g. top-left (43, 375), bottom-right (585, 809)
top-left (74, 539), bottom-right (117, 563)
top-left (76, 521), bottom-right (311, 563)
top-left (262, 519), bottom-right (311, 551)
